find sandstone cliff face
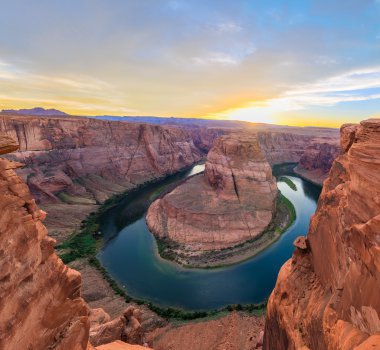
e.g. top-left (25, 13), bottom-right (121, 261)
top-left (0, 115), bottom-right (203, 240)
top-left (0, 115), bottom-right (202, 204)
top-left (264, 119), bottom-right (380, 350)
top-left (146, 135), bottom-right (278, 250)
top-left (0, 133), bottom-right (89, 350)
top-left (294, 141), bottom-right (340, 185)
top-left (257, 131), bottom-right (314, 165)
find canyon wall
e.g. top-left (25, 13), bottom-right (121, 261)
top-left (0, 115), bottom-right (340, 241)
top-left (146, 134), bottom-right (278, 251)
top-left (263, 119), bottom-right (380, 349)
top-left (0, 115), bottom-right (204, 239)
top-left (257, 131), bottom-right (316, 165)
top-left (0, 115), bottom-right (202, 204)
top-left (294, 141), bottom-right (341, 185)
top-left (0, 133), bottom-right (90, 350)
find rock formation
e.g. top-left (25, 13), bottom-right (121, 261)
top-left (90, 306), bottom-right (145, 347)
top-left (0, 115), bottom-right (203, 240)
top-left (263, 119), bottom-right (380, 349)
top-left (0, 115), bottom-right (202, 204)
top-left (146, 311), bottom-right (265, 350)
top-left (0, 133), bottom-right (90, 350)
top-left (146, 134), bottom-right (278, 250)
top-left (294, 141), bottom-right (340, 185)
top-left (257, 131), bottom-right (316, 165)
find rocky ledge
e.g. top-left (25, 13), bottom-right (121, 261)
top-left (146, 134), bottom-right (278, 261)
top-left (264, 119), bottom-right (380, 349)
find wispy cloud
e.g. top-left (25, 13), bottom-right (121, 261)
top-left (215, 21), bottom-right (242, 33)
top-left (192, 52), bottom-right (240, 65)
top-left (216, 66), bottom-right (380, 123)
top-left (0, 59), bottom-right (113, 91)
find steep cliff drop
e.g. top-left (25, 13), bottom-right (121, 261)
top-left (264, 119), bottom-right (380, 350)
top-left (0, 132), bottom-right (90, 350)
top-left (146, 135), bottom-right (278, 258)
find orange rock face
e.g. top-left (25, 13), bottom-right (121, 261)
top-left (146, 311), bottom-right (265, 350)
top-left (0, 133), bottom-right (89, 349)
top-left (146, 135), bottom-right (277, 250)
top-left (264, 119), bottom-right (380, 349)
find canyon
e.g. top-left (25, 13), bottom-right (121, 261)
top-left (264, 119), bottom-right (380, 349)
top-left (0, 112), bottom-right (348, 350)
top-left (146, 134), bottom-right (278, 256)
top-left (0, 115), bottom-right (205, 241)
top-left (0, 114), bottom-right (338, 243)
top-left (0, 132), bottom-right (157, 350)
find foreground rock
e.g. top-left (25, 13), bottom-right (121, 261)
top-left (0, 133), bottom-right (89, 349)
top-left (146, 311), bottom-right (265, 350)
top-left (264, 119), bottom-right (380, 349)
top-left (294, 141), bottom-right (340, 185)
top-left (147, 135), bottom-right (277, 252)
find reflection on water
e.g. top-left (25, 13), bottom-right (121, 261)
top-left (98, 164), bottom-right (321, 311)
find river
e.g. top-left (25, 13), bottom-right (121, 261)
top-left (98, 163), bottom-right (320, 311)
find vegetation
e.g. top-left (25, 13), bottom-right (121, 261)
top-left (56, 163), bottom-right (268, 321)
top-left (278, 192), bottom-right (296, 232)
top-left (279, 176), bottom-right (297, 191)
top-left (58, 214), bottom-right (100, 264)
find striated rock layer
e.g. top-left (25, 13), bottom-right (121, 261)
top-left (146, 135), bottom-right (278, 250)
top-left (294, 141), bottom-right (340, 185)
top-left (264, 119), bottom-right (380, 349)
top-left (0, 133), bottom-right (90, 350)
top-left (0, 115), bottom-right (202, 204)
top-left (0, 115), bottom-right (203, 240)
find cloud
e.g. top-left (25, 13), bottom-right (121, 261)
top-left (192, 52), bottom-right (240, 65)
top-left (215, 21), bottom-right (242, 33)
top-left (215, 66), bottom-right (380, 123)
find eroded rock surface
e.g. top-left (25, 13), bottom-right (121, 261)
top-left (294, 141), bottom-right (340, 185)
top-left (0, 133), bottom-right (89, 350)
top-left (147, 135), bottom-right (277, 250)
top-left (0, 115), bottom-right (203, 240)
top-left (146, 311), bottom-right (265, 350)
top-left (264, 119), bottom-right (380, 350)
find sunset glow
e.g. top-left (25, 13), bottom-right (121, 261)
top-left (1, 1), bottom-right (379, 127)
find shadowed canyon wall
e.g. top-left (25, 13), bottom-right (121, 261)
top-left (294, 141), bottom-right (340, 185)
top-left (264, 119), bottom-right (380, 349)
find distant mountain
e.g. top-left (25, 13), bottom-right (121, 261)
top-left (92, 115), bottom-right (254, 128)
top-left (0, 107), bottom-right (68, 116)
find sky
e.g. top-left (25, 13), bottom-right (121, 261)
top-left (0, 0), bottom-right (379, 127)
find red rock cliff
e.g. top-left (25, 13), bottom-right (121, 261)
top-left (264, 119), bottom-right (380, 349)
top-left (0, 115), bottom-right (202, 204)
top-left (0, 115), bottom-right (204, 240)
top-left (0, 133), bottom-right (90, 350)
top-left (146, 134), bottom-right (278, 251)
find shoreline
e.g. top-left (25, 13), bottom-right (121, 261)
top-left (57, 162), bottom-right (266, 320)
top-left (56, 162), bottom-right (303, 319)
top-left (155, 192), bottom-right (296, 269)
